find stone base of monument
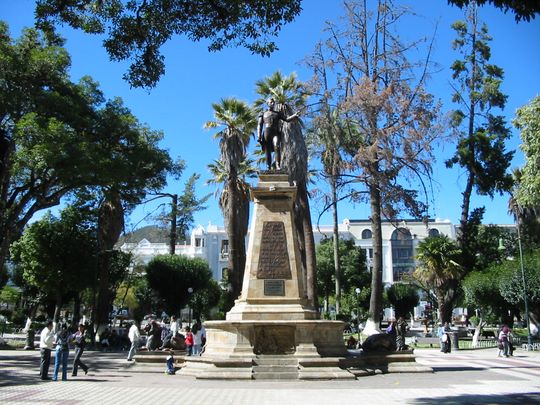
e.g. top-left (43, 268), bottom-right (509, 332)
top-left (180, 319), bottom-right (354, 380)
top-left (179, 172), bottom-right (431, 380)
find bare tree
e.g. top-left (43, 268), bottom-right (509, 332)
top-left (310, 0), bottom-right (445, 333)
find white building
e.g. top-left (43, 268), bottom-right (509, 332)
top-left (120, 218), bottom-right (456, 285)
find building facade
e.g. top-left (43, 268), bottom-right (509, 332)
top-left (120, 218), bottom-right (456, 286)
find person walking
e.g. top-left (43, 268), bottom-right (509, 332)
top-left (39, 320), bottom-right (55, 380)
top-left (498, 325), bottom-right (510, 357)
top-left (127, 321), bottom-right (140, 361)
top-left (71, 323), bottom-right (89, 376)
top-left (52, 323), bottom-right (70, 381)
top-left (192, 323), bottom-right (202, 356)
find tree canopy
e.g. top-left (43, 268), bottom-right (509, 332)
top-left (35, 0), bottom-right (302, 88)
top-left (145, 254), bottom-right (215, 316)
top-left (513, 96), bottom-right (540, 207)
top-left (9, 207), bottom-right (98, 321)
top-left (0, 23), bottom-right (175, 268)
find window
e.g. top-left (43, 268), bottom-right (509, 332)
top-left (220, 240), bottom-right (229, 259)
top-left (361, 229), bottom-right (372, 239)
top-left (195, 237), bottom-right (204, 247)
top-left (391, 228), bottom-right (414, 281)
top-left (428, 228), bottom-right (440, 237)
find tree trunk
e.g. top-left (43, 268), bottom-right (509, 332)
top-left (332, 176), bottom-right (341, 315)
top-left (169, 194), bottom-right (178, 255)
top-left (366, 182), bottom-right (383, 335)
top-left (72, 292), bottom-right (81, 326)
top-left (95, 192), bottom-right (124, 334)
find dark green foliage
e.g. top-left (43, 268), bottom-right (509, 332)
top-left (316, 238), bottom-right (369, 310)
top-left (386, 284), bottom-right (420, 318)
top-left (0, 23), bottom-right (174, 269)
top-left (499, 251), bottom-right (540, 311)
top-left (9, 207), bottom-right (98, 318)
top-left (35, 0), bottom-right (302, 88)
top-left (447, 0), bottom-right (540, 22)
top-left (145, 254), bottom-right (215, 316)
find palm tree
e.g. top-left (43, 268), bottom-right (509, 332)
top-left (254, 71), bottom-right (318, 308)
top-left (205, 98), bottom-right (257, 306)
top-left (413, 235), bottom-right (462, 324)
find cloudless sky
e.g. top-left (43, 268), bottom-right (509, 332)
top-left (2, 0), bottom-right (539, 232)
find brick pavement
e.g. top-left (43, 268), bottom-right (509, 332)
top-left (0, 347), bottom-right (539, 404)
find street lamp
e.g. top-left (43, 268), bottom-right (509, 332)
top-left (515, 225), bottom-right (533, 350)
top-left (500, 228), bottom-right (532, 351)
top-left (187, 287), bottom-right (194, 326)
top-left (355, 287), bottom-right (361, 346)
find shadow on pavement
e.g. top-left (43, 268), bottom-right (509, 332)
top-left (411, 392), bottom-right (540, 404)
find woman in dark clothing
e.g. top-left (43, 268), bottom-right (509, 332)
top-left (71, 324), bottom-right (89, 376)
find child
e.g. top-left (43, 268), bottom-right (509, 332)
top-left (184, 326), bottom-right (194, 356)
top-left (165, 351), bottom-right (175, 375)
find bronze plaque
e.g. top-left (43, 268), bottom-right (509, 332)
top-left (257, 221), bottom-right (291, 279)
top-left (264, 279), bottom-right (285, 296)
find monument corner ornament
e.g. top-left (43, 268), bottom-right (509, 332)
top-left (257, 221), bottom-right (291, 280)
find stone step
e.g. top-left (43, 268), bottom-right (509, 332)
top-left (253, 357), bottom-right (298, 366)
top-left (252, 371), bottom-right (299, 380)
top-left (252, 365), bottom-right (298, 373)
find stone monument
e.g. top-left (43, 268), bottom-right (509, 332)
top-left (180, 172), bottom-right (352, 379)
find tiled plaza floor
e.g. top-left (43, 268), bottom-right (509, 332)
top-left (0, 347), bottom-right (538, 404)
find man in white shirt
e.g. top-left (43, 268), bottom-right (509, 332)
top-left (39, 320), bottom-right (55, 380)
top-left (127, 321), bottom-right (140, 361)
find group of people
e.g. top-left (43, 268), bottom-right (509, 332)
top-left (498, 324), bottom-right (514, 357)
top-left (437, 322), bottom-right (452, 353)
top-left (39, 321), bottom-right (89, 381)
top-left (126, 316), bottom-right (206, 363)
top-left (386, 317), bottom-right (409, 351)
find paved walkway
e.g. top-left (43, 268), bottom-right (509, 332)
top-left (0, 347), bottom-right (539, 404)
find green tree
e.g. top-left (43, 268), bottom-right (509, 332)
top-left (386, 284), bottom-right (420, 319)
top-left (35, 0), bottom-right (302, 88)
top-left (145, 254), bottom-right (216, 316)
top-left (316, 238), bottom-right (368, 316)
top-left (205, 98), bottom-right (257, 307)
top-left (0, 24), bottom-right (175, 271)
top-left (314, 0), bottom-right (444, 333)
top-left (513, 95), bottom-right (540, 207)
top-left (499, 250), bottom-right (540, 334)
top-left (10, 208), bottom-right (97, 322)
top-left (0, 285), bottom-right (21, 308)
top-left (413, 235), bottom-right (463, 324)
top-left (446, 4), bottom-right (514, 275)
top-left (254, 71), bottom-right (318, 308)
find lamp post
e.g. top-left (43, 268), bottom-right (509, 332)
top-left (187, 287), bottom-right (193, 326)
top-left (499, 226), bottom-right (532, 351)
top-left (515, 226), bottom-right (533, 350)
top-left (355, 288), bottom-right (361, 346)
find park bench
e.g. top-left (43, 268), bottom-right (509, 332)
top-left (414, 336), bottom-right (440, 347)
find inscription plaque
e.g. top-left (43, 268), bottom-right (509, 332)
top-left (264, 279), bottom-right (285, 296)
top-left (257, 221), bottom-right (291, 279)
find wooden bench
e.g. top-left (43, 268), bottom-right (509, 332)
top-left (414, 337), bottom-right (440, 347)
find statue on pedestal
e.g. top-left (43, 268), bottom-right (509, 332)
top-left (257, 98), bottom-right (298, 171)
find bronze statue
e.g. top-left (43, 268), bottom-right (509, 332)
top-left (257, 98), bottom-right (298, 171)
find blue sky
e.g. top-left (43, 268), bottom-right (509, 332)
top-left (2, 0), bottom-right (539, 231)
